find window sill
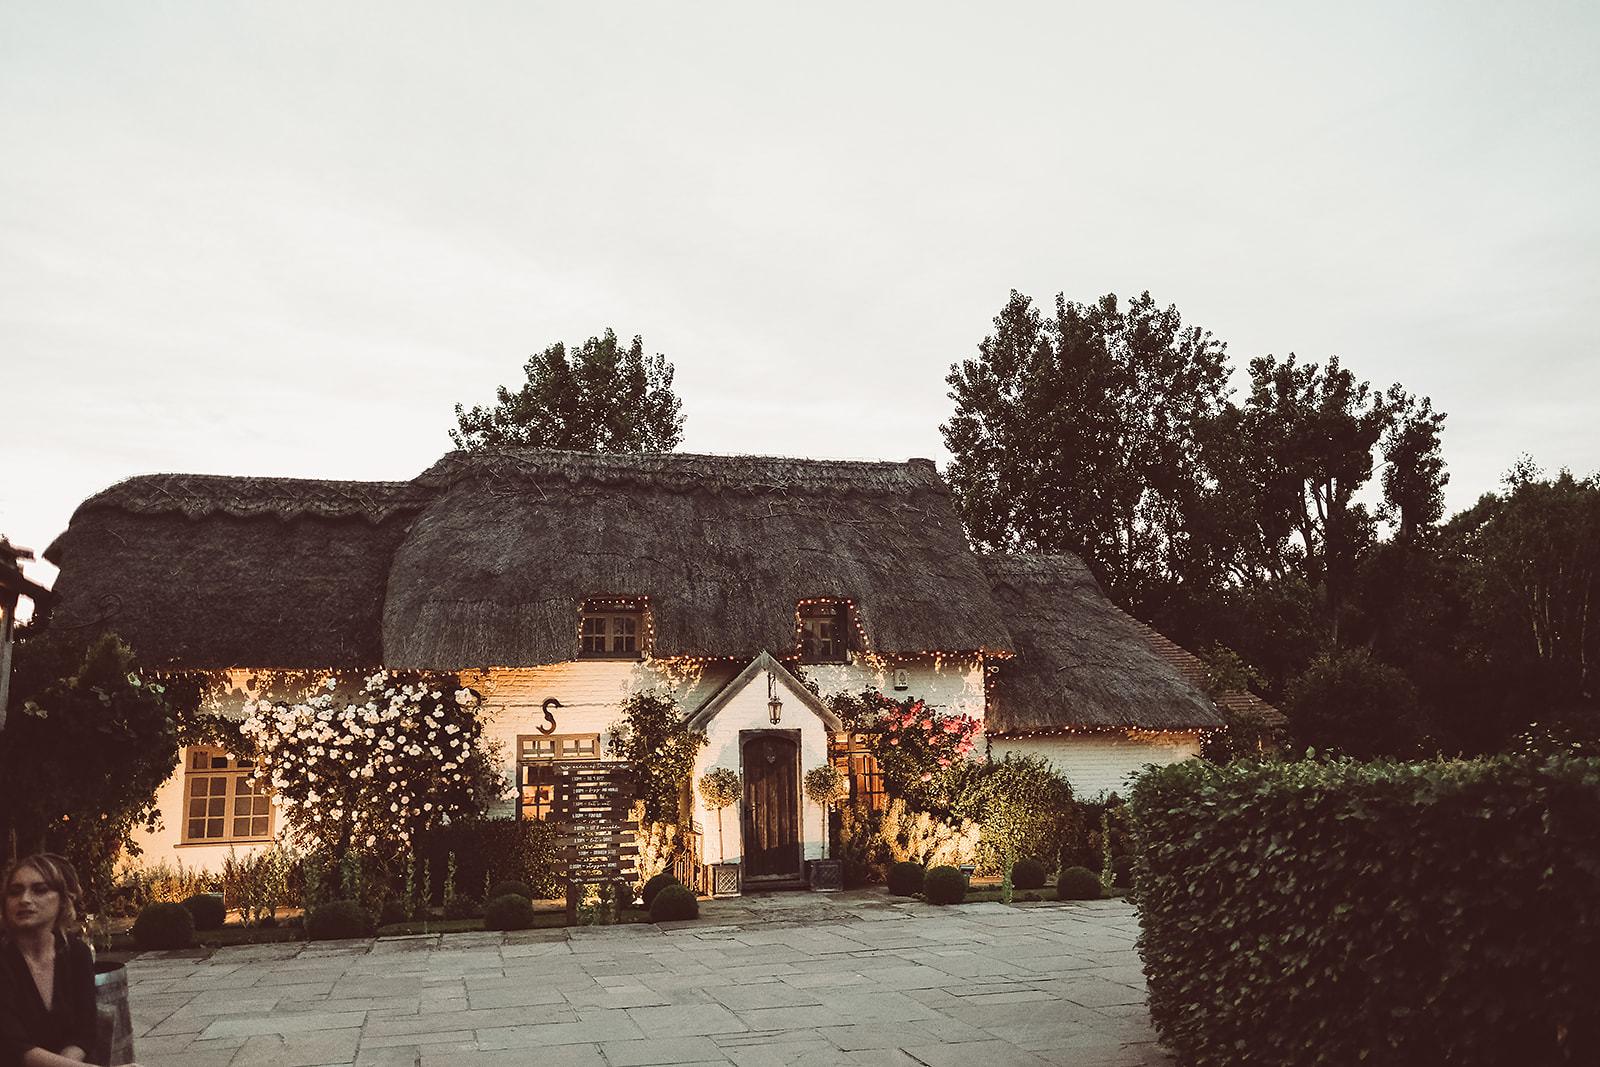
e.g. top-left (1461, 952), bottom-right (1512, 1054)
top-left (576, 653), bottom-right (646, 662)
top-left (177, 839), bottom-right (273, 848)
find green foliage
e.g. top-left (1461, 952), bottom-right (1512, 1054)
top-left (305, 899), bottom-right (374, 941)
top-left (378, 899), bottom-right (408, 926)
top-left (948, 755), bottom-right (1077, 875)
top-left (416, 817), bottom-right (562, 903)
top-left (803, 765), bottom-right (849, 807)
top-left (1011, 857), bottom-right (1047, 890)
top-left (697, 767), bottom-right (741, 809)
top-left (1286, 645), bottom-right (1430, 757)
top-left (887, 861), bottom-right (925, 897)
top-left (837, 807), bottom-right (891, 887)
top-left (1057, 866), bottom-right (1102, 900)
top-left (131, 901), bottom-right (195, 950)
top-left (487, 880), bottom-right (533, 901)
top-left (649, 884), bottom-right (699, 921)
top-left (942, 289), bottom-right (1231, 613)
top-left (641, 872), bottom-right (681, 909)
top-left (450, 328), bottom-right (684, 452)
top-left (1130, 756), bottom-right (1600, 1066)
top-left (221, 845), bottom-right (298, 926)
top-left (922, 865), bottom-right (967, 905)
top-left (443, 893), bottom-right (482, 920)
top-left (1110, 854), bottom-right (1134, 889)
top-left (0, 632), bottom-right (186, 906)
top-left (483, 893), bottom-right (536, 931)
top-left (180, 893), bottom-right (227, 931)
top-left (609, 691), bottom-right (706, 823)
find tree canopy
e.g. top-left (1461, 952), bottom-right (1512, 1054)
top-left (451, 328), bottom-right (685, 452)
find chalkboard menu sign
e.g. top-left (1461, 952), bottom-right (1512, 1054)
top-left (550, 761), bottom-right (638, 886)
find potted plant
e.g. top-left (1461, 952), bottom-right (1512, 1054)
top-left (697, 767), bottom-right (742, 897)
top-left (803, 765), bottom-right (850, 891)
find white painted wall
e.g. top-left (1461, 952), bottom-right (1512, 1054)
top-left (992, 732), bottom-right (1202, 801)
top-left (689, 669), bottom-right (832, 868)
top-left (804, 654), bottom-right (986, 721)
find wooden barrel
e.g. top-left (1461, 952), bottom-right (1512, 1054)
top-left (93, 960), bottom-right (136, 1066)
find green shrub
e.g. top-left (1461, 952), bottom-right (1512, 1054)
top-left (649, 884), bottom-right (699, 922)
top-left (923, 865), bottom-right (966, 905)
top-left (1011, 857), bottom-right (1047, 890)
top-left (838, 807), bottom-right (892, 887)
top-left (180, 892), bottom-right (227, 931)
top-left (947, 755), bottom-right (1078, 875)
top-left (641, 872), bottom-right (681, 909)
top-left (131, 902), bottom-right (195, 950)
top-left (443, 894), bottom-right (481, 920)
top-left (1056, 866), bottom-right (1102, 900)
top-left (416, 818), bottom-right (561, 904)
top-left (1130, 755), bottom-right (1600, 1066)
top-left (377, 899), bottom-right (408, 927)
top-left (487, 880), bottom-right (534, 902)
top-left (887, 861), bottom-right (925, 897)
top-left (305, 899), bottom-right (374, 941)
top-left (483, 893), bottom-right (536, 931)
top-left (1110, 854), bottom-right (1134, 889)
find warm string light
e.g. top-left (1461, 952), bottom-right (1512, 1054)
top-left (989, 726), bottom-right (1217, 742)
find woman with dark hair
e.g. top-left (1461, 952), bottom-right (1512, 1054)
top-left (0, 854), bottom-right (107, 1067)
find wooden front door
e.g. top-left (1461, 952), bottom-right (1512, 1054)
top-left (742, 733), bottom-right (801, 881)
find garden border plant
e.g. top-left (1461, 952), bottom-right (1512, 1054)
top-left (1130, 754), bottom-right (1600, 1066)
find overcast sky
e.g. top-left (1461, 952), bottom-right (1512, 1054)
top-left (4, 1), bottom-right (1597, 597)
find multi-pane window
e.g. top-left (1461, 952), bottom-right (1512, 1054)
top-left (580, 598), bottom-right (645, 657)
top-left (799, 601), bottom-right (846, 662)
top-left (183, 748), bottom-right (273, 844)
top-left (829, 733), bottom-right (887, 811)
top-left (517, 733), bottom-right (601, 821)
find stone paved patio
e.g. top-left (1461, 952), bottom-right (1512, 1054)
top-left (125, 891), bottom-right (1170, 1066)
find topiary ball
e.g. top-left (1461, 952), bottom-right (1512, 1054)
top-left (306, 899), bottom-right (375, 941)
top-left (180, 892), bottom-right (227, 931)
top-left (1111, 855), bottom-right (1135, 889)
top-left (649, 884), bottom-right (699, 922)
top-left (887, 861), bottom-right (926, 897)
top-left (378, 900), bottom-right (408, 927)
top-left (488, 880), bottom-right (534, 902)
top-left (132, 902), bottom-right (195, 950)
top-left (1057, 865), bottom-right (1103, 901)
top-left (1011, 857), bottom-right (1047, 891)
top-left (923, 866), bottom-right (967, 905)
top-left (443, 894), bottom-right (482, 920)
top-left (483, 893), bottom-right (536, 931)
top-left (641, 872), bottom-right (682, 909)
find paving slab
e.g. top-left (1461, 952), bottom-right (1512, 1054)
top-left (122, 891), bottom-right (1163, 1064)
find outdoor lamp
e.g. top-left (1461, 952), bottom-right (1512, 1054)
top-left (767, 671), bottom-right (783, 724)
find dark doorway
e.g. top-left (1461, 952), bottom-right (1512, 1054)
top-left (741, 732), bottom-right (801, 882)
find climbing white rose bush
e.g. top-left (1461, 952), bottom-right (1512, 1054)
top-left (238, 672), bottom-right (502, 859)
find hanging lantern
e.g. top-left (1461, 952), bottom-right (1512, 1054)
top-left (767, 671), bottom-right (783, 725)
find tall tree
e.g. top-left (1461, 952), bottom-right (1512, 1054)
top-left (451, 328), bottom-right (685, 452)
top-left (942, 290), bottom-right (1230, 614)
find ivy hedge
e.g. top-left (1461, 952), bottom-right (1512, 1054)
top-left (1129, 756), bottom-right (1600, 1066)
top-left (416, 817), bottom-right (562, 903)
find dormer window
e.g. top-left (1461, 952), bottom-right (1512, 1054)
top-left (798, 599), bottom-right (848, 663)
top-left (580, 597), bottom-right (646, 658)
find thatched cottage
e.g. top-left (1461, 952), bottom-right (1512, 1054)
top-left (42, 449), bottom-right (1257, 887)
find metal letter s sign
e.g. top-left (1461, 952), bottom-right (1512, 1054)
top-left (539, 697), bottom-right (561, 734)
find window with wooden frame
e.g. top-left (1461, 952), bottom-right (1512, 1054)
top-left (182, 747), bottom-right (273, 844)
top-left (829, 733), bottom-right (886, 811)
top-left (798, 599), bottom-right (848, 663)
top-left (579, 597), bottom-right (646, 658)
top-left (516, 733), bottom-right (602, 821)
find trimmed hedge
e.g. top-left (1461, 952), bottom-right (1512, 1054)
top-left (180, 892), bottom-right (227, 931)
top-left (650, 884), bottom-right (699, 921)
top-left (1056, 865), bottom-right (1102, 901)
top-left (488, 880), bottom-right (534, 902)
top-left (1011, 857), bottom-right (1047, 890)
top-left (641, 872), bottom-right (681, 909)
top-left (306, 899), bottom-right (374, 941)
top-left (483, 893), bottom-right (536, 931)
top-left (1130, 755), bottom-right (1600, 1066)
top-left (923, 865), bottom-right (966, 905)
top-left (131, 902), bottom-right (194, 950)
top-left (887, 861), bottom-right (925, 897)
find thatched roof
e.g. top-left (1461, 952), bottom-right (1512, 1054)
top-left (43, 452), bottom-right (1014, 670)
top-left (43, 474), bottom-right (428, 668)
top-left (980, 554), bottom-right (1225, 732)
top-left (383, 449), bottom-right (1012, 667)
